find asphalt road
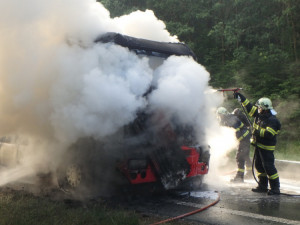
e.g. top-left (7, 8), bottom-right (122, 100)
top-left (187, 177), bottom-right (300, 225)
top-left (126, 175), bottom-right (300, 225)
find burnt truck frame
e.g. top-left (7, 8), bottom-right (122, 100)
top-left (55, 33), bottom-right (210, 196)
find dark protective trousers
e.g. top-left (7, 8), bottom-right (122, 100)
top-left (236, 135), bottom-right (251, 173)
top-left (255, 147), bottom-right (280, 190)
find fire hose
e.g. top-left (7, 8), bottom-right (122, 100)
top-left (218, 88), bottom-right (300, 197)
top-left (149, 191), bottom-right (220, 225)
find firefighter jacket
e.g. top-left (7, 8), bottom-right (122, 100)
top-left (241, 97), bottom-right (281, 150)
top-left (220, 114), bottom-right (250, 141)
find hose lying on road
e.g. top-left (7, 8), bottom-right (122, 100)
top-left (149, 191), bottom-right (220, 225)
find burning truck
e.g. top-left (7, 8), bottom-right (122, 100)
top-left (0, 33), bottom-right (210, 196)
top-left (55, 33), bottom-right (211, 195)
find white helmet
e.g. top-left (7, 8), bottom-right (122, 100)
top-left (217, 107), bottom-right (229, 115)
top-left (256, 97), bottom-right (273, 110)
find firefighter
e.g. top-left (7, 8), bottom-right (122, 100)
top-left (234, 93), bottom-right (281, 195)
top-left (232, 108), bottom-right (252, 178)
top-left (217, 107), bottom-right (251, 183)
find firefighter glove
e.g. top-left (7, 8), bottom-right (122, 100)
top-left (253, 128), bottom-right (260, 137)
top-left (233, 92), bottom-right (246, 102)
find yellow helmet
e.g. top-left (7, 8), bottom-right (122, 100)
top-left (256, 97), bottom-right (273, 110)
top-left (217, 107), bottom-right (229, 115)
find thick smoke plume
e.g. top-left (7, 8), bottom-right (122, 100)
top-left (0, 0), bottom-right (233, 189)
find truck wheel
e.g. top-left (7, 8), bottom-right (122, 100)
top-left (56, 138), bottom-right (96, 197)
top-left (58, 163), bottom-right (82, 191)
top-left (57, 163), bottom-right (81, 192)
top-left (66, 164), bottom-right (82, 188)
top-left (57, 161), bottom-right (96, 197)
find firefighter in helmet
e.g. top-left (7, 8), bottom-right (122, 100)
top-left (234, 93), bottom-right (281, 195)
top-left (217, 106), bottom-right (251, 183)
top-left (232, 108), bottom-right (252, 178)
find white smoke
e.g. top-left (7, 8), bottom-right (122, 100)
top-left (150, 56), bottom-right (210, 123)
top-left (49, 44), bottom-right (152, 143)
top-left (113, 9), bottom-right (178, 42)
top-left (0, 0), bottom-right (232, 188)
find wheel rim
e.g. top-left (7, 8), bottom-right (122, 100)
top-left (66, 164), bottom-right (82, 188)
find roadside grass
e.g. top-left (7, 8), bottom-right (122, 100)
top-left (276, 139), bottom-right (300, 161)
top-left (0, 189), bottom-right (142, 225)
top-left (0, 188), bottom-right (198, 225)
top-left (227, 140), bottom-right (300, 162)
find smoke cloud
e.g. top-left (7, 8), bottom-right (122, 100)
top-left (0, 0), bottom-right (233, 190)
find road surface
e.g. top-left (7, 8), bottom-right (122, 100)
top-left (126, 175), bottom-right (300, 225)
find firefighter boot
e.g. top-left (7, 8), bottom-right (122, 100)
top-left (268, 178), bottom-right (280, 195)
top-left (252, 175), bottom-right (268, 193)
top-left (230, 171), bottom-right (244, 183)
